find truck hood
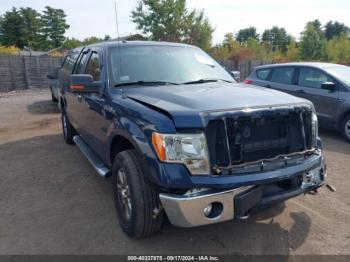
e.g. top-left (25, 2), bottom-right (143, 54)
top-left (124, 82), bottom-right (308, 128)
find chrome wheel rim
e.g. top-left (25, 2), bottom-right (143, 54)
top-left (62, 114), bottom-right (68, 138)
top-left (345, 119), bottom-right (350, 138)
top-left (116, 168), bottom-right (132, 221)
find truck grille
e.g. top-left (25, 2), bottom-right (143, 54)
top-left (204, 105), bottom-right (314, 172)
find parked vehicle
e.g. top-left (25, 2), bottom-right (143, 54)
top-left (230, 71), bottom-right (241, 82)
top-left (48, 78), bottom-right (59, 102)
top-left (47, 67), bottom-right (60, 103)
top-left (245, 62), bottom-right (350, 142)
top-left (58, 41), bottom-right (326, 238)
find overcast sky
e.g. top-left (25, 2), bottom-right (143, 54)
top-left (1, 0), bottom-right (349, 43)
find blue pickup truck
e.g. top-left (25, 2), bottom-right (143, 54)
top-left (57, 41), bottom-right (326, 238)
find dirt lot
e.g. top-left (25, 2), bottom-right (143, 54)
top-left (0, 90), bottom-right (349, 255)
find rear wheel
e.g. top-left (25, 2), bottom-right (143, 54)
top-left (61, 110), bottom-right (76, 145)
top-left (341, 114), bottom-right (350, 143)
top-left (112, 149), bottom-right (164, 238)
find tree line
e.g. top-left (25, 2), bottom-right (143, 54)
top-left (212, 20), bottom-right (350, 65)
top-left (0, 6), bottom-right (69, 51)
top-left (131, 0), bottom-right (350, 65)
top-left (0, 0), bottom-right (212, 53)
top-left (0, 0), bottom-right (349, 65)
top-left (0, 6), bottom-right (121, 53)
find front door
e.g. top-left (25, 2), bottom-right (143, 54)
top-left (79, 50), bottom-right (110, 161)
top-left (296, 67), bottom-right (340, 127)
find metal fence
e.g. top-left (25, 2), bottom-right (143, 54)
top-left (0, 55), bottom-right (63, 92)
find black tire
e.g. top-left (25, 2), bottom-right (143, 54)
top-left (61, 110), bottom-right (76, 145)
top-left (112, 149), bottom-right (164, 238)
top-left (50, 87), bottom-right (58, 102)
top-left (341, 114), bottom-right (350, 143)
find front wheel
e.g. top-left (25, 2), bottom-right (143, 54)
top-left (341, 114), bottom-right (350, 143)
top-left (112, 149), bottom-right (164, 238)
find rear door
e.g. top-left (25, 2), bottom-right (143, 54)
top-left (267, 66), bottom-right (300, 97)
top-left (58, 49), bottom-right (83, 126)
top-left (66, 49), bottom-right (90, 132)
top-left (296, 67), bottom-right (340, 127)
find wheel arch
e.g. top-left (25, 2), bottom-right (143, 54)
top-left (337, 109), bottom-right (350, 129)
top-left (110, 135), bottom-right (137, 165)
top-left (108, 132), bottom-right (160, 185)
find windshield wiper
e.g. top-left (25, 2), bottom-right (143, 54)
top-left (114, 81), bottom-right (179, 87)
top-left (182, 78), bottom-right (234, 85)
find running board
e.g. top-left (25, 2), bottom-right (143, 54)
top-left (73, 135), bottom-right (111, 177)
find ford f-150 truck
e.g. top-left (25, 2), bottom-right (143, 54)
top-left (58, 41), bottom-right (326, 238)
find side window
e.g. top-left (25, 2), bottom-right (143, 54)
top-left (256, 69), bottom-right (271, 80)
top-left (62, 54), bottom-right (73, 71)
top-left (85, 52), bottom-right (101, 81)
top-left (270, 67), bottom-right (295, 84)
top-left (61, 55), bottom-right (68, 69)
top-left (298, 68), bottom-right (330, 89)
top-left (75, 52), bottom-right (89, 74)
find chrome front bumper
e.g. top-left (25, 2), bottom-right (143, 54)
top-left (159, 187), bottom-right (253, 228)
top-left (159, 165), bottom-right (326, 228)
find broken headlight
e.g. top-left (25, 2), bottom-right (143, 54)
top-left (152, 132), bottom-right (210, 175)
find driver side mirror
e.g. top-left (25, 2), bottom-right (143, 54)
top-left (69, 74), bottom-right (101, 93)
top-left (321, 81), bottom-right (336, 90)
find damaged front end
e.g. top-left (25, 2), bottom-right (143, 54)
top-left (203, 103), bottom-right (319, 176)
top-left (159, 103), bottom-right (327, 227)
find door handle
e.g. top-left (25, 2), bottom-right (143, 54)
top-left (296, 89), bottom-right (305, 94)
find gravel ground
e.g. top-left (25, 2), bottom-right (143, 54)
top-left (0, 90), bottom-right (349, 255)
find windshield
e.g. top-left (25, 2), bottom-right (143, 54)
top-left (327, 65), bottom-right (350, 86)
top-left (108, 45), bottom-right (234, 85)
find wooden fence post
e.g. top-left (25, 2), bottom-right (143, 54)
top-left (49, 57), bottom-right (53, 74)
top-left (36, 56), bottom-right (41, 88)
top-left (7, 56), bottom-right (14, 92)
top-left (23, 56), bottom-right (29, 89)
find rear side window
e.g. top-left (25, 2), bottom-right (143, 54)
top-left (298, 67), bottom-right (330, 89)
top-left (270, 67), bottom-right (295, 84)
top-left (85, 52), bottom-right (101, 81)
top-left (63, 52), bottom-right (80, 73)
top-left (256, 69), bottom-right (271, 80)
